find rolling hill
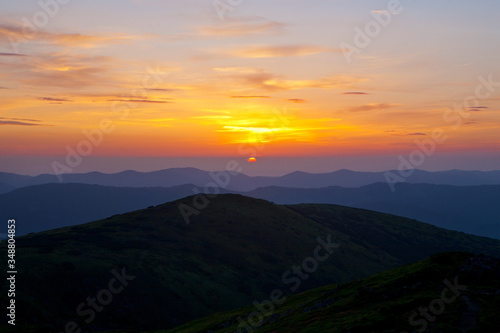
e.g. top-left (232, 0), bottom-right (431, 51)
top-left (2, 194), bottom-right (500, 332)
top-left (162, 252), bottom-right (500, 333)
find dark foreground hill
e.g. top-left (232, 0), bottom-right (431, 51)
top-left (2, 195), bottom-right (500, 332)
top-left (163, 252), bottom-right (500, 333)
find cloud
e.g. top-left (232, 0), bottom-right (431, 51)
top-left (349, 103), bottom-right (396, 112)
top-left (468, 106), bottom-right (488, 112)
top-left (107, 99), bottom-right (172, 104)
top-left (18, 53), bottom-right (116, 89)
top-left (223, 69), bottom-right (368, 92)
top-left (343, 92), bottom-right (370, 95)
top-left (230, 95), bottom-right (271, 99)
top-left (384, 130), bottom-right (427, 136)
top-left (146, 88), bottom-right (176, 92)
top-left (38, 97), bottom-right (72, 102)
top-left (285, 99), bottom-right (306, 103)
top-left (0, 117), bottom-right (44, 126)
top-left (198, 20), bottom-right (286, 37)
top-left (227, 45), bottom-right (341, 58)
top-left (0, 23), bottom-right (137, 48)
top-left (0, 116), bottom-right (40, 122)
top-left (196, 45), bottom-right (340, 60)
top-left (0, 52), bottom-right (27, 57)
top-left (373, 9), bottom-right (399, 15)
top-left (213, 67), bottom-right (262, 73)
top-left (162, 17), bottom-right (285, 42)
top-left (0, 120), bottom-right (41, 126)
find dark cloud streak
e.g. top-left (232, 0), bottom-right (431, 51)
top-left (38, 97), bottom-right (72, 102)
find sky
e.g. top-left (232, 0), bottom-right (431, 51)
top-left (1, 0), bottom-right (499, 176)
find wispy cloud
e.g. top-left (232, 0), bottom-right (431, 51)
top-left (469, 106), bottom-right (488, 112)
top-left (385, 130), bottom-right (427, 136)
top-left (349, 103), bottom-right (396, 112)
top-left (343, 92), bottom-right (370, 95)
top-left (196, 45), bottom-right (340, 61)
top-left (107, 99), bottom-right (173, 104)
top-left (285, 99), bottom-right (306, 103)
top-left (0, 23), bottom-right (137, 48)
top-left (230, 95), bottom-right (271, 99)
top-left (146, 88), bottom-right (176, 92)
top-left (213, 67), bottom-right (261, 73)
top-left (38, 97), bottom-right (72, 102)
top-left (0, 117), bottom-right (44, 126)
top-left (0, 52), bottom-right (27, 57)
top-left (227, 45), bottom-right (341, 58)
top-left (222, 69), bottom-right (368, 92)
top-left (198, 20), bottom-right (286, 37)
top-left (17, 53), bottom-right (117, 89)
top-left (0, 120), bottom-right (41, 126)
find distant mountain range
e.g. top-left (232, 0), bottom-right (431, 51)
top-left (2, 194), bottom-right (500, 332)
top-left (247, 183), bottom-right (500, 239)
top-left (2, 182), bottom-right (499, 239)
top-left (0, 183), bottom-right (201, 235)
top-left (2, 168), bottom-right (500, 193)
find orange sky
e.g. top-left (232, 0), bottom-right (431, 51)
top-left (1, 1), bottom-right (499, 172)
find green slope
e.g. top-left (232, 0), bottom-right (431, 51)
top-left (161, 252), bottom-right (500, 333)
top-left (1, 194), bottom-right (500, 332)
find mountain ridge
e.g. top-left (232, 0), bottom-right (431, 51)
top-left (2, 182), bottom-right (499, 239)
top-left (2, 168), bottom-right (500, 193)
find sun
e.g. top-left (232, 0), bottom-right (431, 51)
top-left (248, 157), bottom-right (257, 163)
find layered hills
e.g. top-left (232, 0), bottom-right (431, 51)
top-left (2, 194), bottom-right (500, 332)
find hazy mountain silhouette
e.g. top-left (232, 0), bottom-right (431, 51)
top-left (0, 183), bottom-right (215, 235)
top-left (2, 168), bottom-right (500, 193)
top-left (2, 182), bottom-right (499, 239)
top-left (0, 182), bottom-right (14, 194)
top-left (247, 183), bottom-right (500, 239)
top-left (2, 194), bottom-right (500, 332)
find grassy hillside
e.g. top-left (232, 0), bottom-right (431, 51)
top-left (161, 252), bottom-right (500, 333)
top-left (1, 194), bottom-right (500, 332)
